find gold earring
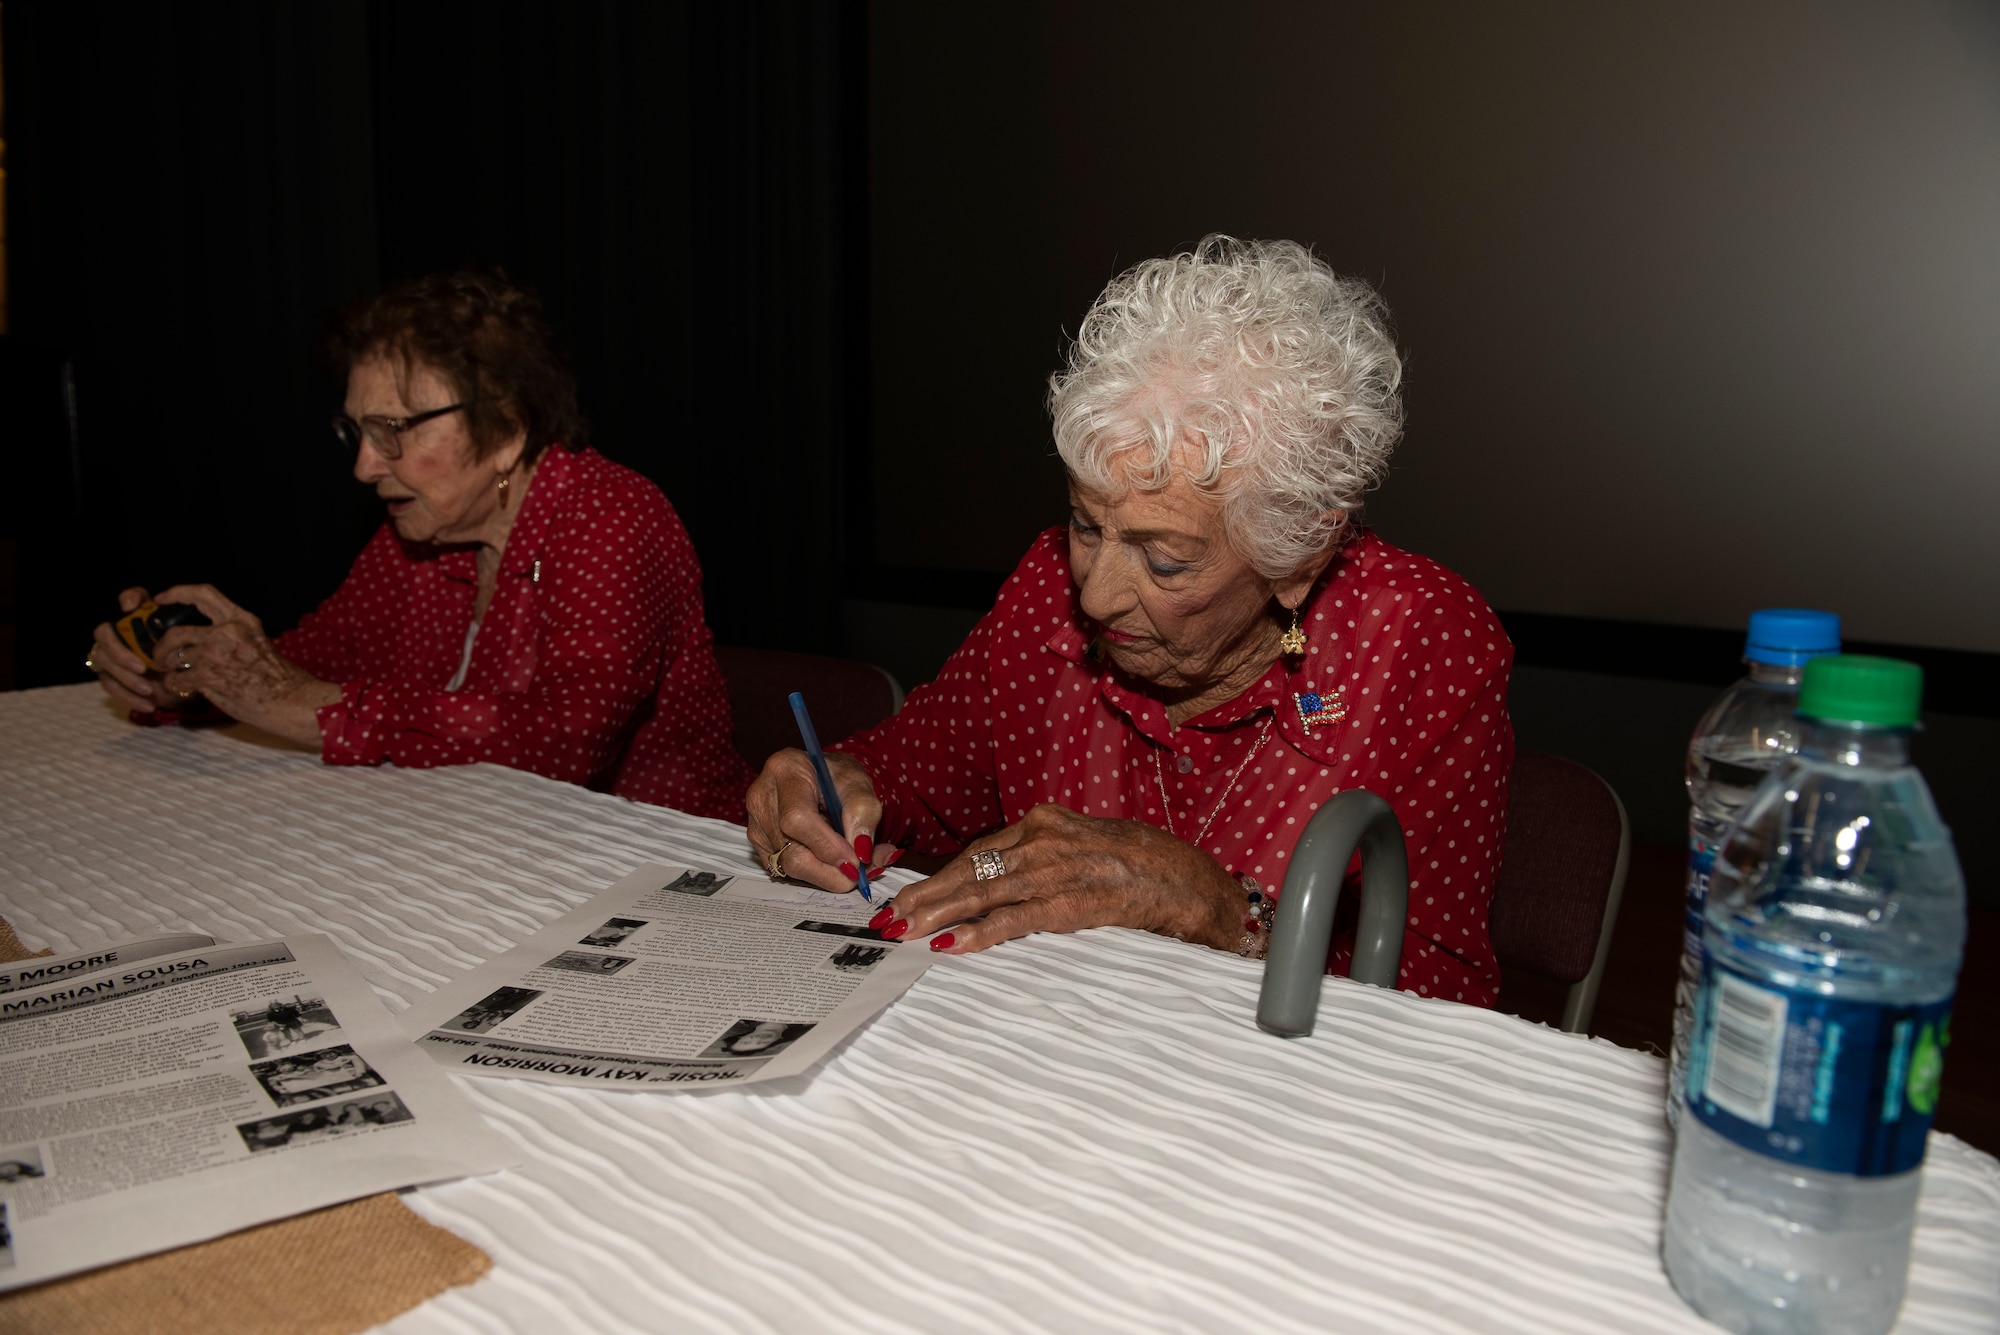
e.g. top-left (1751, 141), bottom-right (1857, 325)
top-left (1278, 605), bottom-right (1307, 655)
top-left (497, 473), bottom-right (511, 509)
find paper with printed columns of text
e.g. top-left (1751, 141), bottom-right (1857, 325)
top-left (0, 933), bottom-right (516, 1290)
top-left (400, 864), bottom-right (934, 1090)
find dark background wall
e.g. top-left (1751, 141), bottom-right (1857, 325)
top-left (2, 0), bottom-right (859, 682)
top-left (864, 1), bottom-right (2000, 652)
top-left (855, 0), bottom-right (2000, 901)
top-left (2, 1), bottom-right (1993, 900)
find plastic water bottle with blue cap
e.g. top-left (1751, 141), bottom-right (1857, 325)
top-left (1669, 609), bottom-right (1841, 1129)
top-left (1662, 655), bottom-right (1965, 1334)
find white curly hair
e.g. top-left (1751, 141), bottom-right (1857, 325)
top-left (1048, 235), bottom-right (1404, 580)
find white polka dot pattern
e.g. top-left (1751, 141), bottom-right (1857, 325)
top-left (835, 527), bottom-right (1516, 1007)
top-left (277, 447), bottom-right (754, 822)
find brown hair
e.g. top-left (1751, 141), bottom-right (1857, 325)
top-left (329, 267), bottom-right (588, 463)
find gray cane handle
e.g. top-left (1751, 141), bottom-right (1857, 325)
top-left (1255, 789), bottom-right (1409, 1038)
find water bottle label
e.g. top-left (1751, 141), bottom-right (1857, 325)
top-left (1687, 961), bottom-right (1953, 1176)
top-left (1683, 833), bottom-right (1716, 962)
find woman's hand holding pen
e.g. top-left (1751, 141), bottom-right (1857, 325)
top-left (746, 750), bottom-right (901, 893)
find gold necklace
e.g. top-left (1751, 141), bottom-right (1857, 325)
top-left (1152, 716), bottom-right (1274, 849)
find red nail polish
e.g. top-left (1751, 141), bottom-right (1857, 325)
top-left (884, 848), bottom-right (905, 867)
top-left (839, 861), bottom-right (859, 881)
top-left (868, 905), bottom-right (894, 929)
top-left (882, 919), bottom-right (909, 941)
top-left (930, 932), bottom-right (956, 952)
top-left (854, 834), bottom-right (874, 863)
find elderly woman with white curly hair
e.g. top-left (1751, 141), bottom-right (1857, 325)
top-left (748, 236), bottom-right (1514, 1006)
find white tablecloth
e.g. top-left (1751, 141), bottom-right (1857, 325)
top-left (4, 683), bottom-right (1997, 1333)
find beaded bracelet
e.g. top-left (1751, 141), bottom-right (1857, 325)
top-left (1236, 875), bottom-right (1275, 960)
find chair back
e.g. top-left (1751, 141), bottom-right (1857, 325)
top-left (1490, 751), bottom-right (1631, 1032)
top-left (713, 645), bottom-right (904, 771)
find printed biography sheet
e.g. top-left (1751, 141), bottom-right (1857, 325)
top-left (0, 934), bottom-right (216, 995)
top-left (401, 864), bottom-right (936, 1089)
top-left (0, 933), bottom-right (515, 1289)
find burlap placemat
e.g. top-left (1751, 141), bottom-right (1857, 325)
top-left (0, 917), bottom-right (48, 967)
top-left (0, 916), bottom-right (492, 1335)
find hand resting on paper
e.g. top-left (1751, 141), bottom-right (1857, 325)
top-left (745, 749), bottom-right (901, 892)
top-left (875, 802), bottom-right (1243, 954)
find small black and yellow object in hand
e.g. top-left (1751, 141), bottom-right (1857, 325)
top-left (113, 601), bottom-right (211, 672)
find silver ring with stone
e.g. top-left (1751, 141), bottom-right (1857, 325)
top-left (970, 849), bottom-right (1006, 882)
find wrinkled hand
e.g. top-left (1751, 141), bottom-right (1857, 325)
top-left (89, 586), bottom-right (177, 713)
top-left (885, 802), bottom-right (1243, 955)
top-left (150, 584), bottom-right (342, 746)
top-left (745, 749), bottom-right (900, 893)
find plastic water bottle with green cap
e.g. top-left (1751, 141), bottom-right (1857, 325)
top-left (1670, 608), bottom-right (1842, 1130)
top-left (1662, 655), bottom-right (1965, 1335)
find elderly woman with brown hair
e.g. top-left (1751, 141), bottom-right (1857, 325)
top-left (749, 236), bottom-right (1514, 1005)
top-left (86, 269), bottom-right (753, 820)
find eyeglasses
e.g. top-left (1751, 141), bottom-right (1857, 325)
top-left (331, 403), bottom-right (470, 460)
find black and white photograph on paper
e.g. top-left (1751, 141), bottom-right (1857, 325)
top-left (660, 870), bottom-right (732, 896)
top-left (0, 1146), bottom-right (45, 1185)
top-left (248, 1045), bottom-right (386, 1107)
top-left (696, 1018), bottom-right (816, 1060)
top-left (400, 863), bottom-right (942, 1092)
top-left (579, 918), bottom-right (645, 948)
top-left (0, 932), bottom-right (512, 1293)
top-left (822, 943), bottom-right (889, 974)
top-left (442, 986), bottom-right (543, 1034)
top-left (236, 1092), bottom-right (415, 1153)
top-left (793, 919), bottom-right (884, 940)
top-left (0, 1202), bottom-right (12, 1270)
top-left (540, 950), bottom-right (637, 977)
top-left (231, 995), bottom-right (340, 1059)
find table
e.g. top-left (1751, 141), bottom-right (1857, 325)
top-left (5, 683), bottom-right (1997, 1333)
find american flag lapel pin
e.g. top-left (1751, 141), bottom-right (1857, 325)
top-left (1293, 685), bottom-right (1348, 737)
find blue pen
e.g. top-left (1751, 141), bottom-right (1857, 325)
top-left (789, 691), bottom-right (873, 903)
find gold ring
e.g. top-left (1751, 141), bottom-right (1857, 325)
top-left (971, 849), bottom-right (1006, 881)
top-left (767, 839), bottom-right (797, 881)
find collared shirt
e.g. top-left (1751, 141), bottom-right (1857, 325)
top-left (277, 446), bottom-right (752, 822)
top-left (835, 527), bottom-right (1514, 1006)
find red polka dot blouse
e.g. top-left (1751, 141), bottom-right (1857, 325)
top-left (277, 447), bottom-right (753, 822)
top-left (834, 527), bottom-right (1515, 1006)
